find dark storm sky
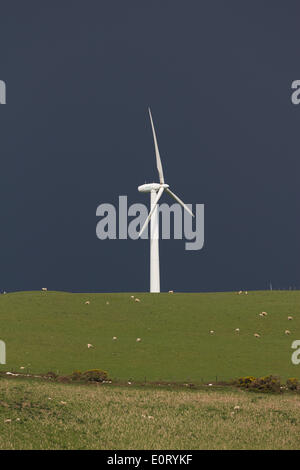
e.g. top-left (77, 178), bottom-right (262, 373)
top-left (0, 1), bottom-right (299, 293)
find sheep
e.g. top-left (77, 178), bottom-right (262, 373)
top-left (136, 338), bottom-right (141, 342)
top-left (210, 330), bottom-right (215, 335)
top-left (259, 313), bottom-right (264, 317)
top-left (130, 295), bottom-right (134, 299)
top-left (238, 291), bottom-right (243, 295)
top-left (106, 301), bottom-right (110, 305)
top-left (112, 336), bottom-right (117, 340)
top-left (85, 301), bottom-right (90, 305)
top-left (285, 330), bottom-right (291, 335)
top-left (261, 311), bottom-right (268, 316)
top-left (288, 316), bottom-right (293, 321)
top-left (168, 290), bottom-right (174, 294)
top-left (235, 328), bottom-right (240, 333)
top-left (135, 298), bottom-right (141, 302)
top-left (245, 291), bottom-right (248, 295)
top-left (41, 288), bottom-right (47, 292)
top-left (254, 333), bottom-right (260, 338)
top-left (87, 343), bottom-right (94, 348)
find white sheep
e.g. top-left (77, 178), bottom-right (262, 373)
top-left (288, 316), bottom-right (293, 321)
top-left (135, 298), bottom-right (141, 302)
top-left (168, 290), bottom-right (174, 294)
top-left (112, 336), bottom-right (117, 340)
top-left (41, 288), bottom-right (47, 291)
top-left (85, 301), bottom-right (90, 305)
top-left (210, 330), bottom-right (215, 335)
top-left (87, 343), bottom-right (94, 348)
top-left (285, 330), bottom-right (291, 335)
top-left (136, 338), bottom-right (141, 342)
top-left (254, 333), bottom-right (260, 338)
top-left (235, 328), bottom-right (240, 333)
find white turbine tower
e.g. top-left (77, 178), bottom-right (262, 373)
top-left (138, 108), bottom-right (194, 293)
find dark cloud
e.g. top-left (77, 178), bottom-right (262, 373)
top-left (0, 1), bottom-right (299, 292)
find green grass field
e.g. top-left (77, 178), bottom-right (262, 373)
top-left (1, 378), bottom-right (300, 450)
top-left (0, 290), bottom-right (299, 382)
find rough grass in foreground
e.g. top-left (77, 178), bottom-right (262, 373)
top-left (0, 379), bottom-right (300, 450)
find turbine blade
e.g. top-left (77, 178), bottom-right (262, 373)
top-left (165, 188), bottom-right (194, 217)
top-left (148, 108), bottom-right (165, 184)
top-left (139, 187), bottom-right (164, 237)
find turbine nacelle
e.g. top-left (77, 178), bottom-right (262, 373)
top-left (138, 183), bottom-right (169, 193)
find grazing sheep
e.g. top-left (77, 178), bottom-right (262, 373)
top-left (87, 343), bottom-right (94, 348)
top-left (106, 301), bottom-right (110, 305)
top-left (259, 313), bottom-right (264, 317)
top-left (41, 288), bottom-right (47, 291)
top-left (235, 328), bottom-right (240, 333)
top-left (245, 291), bottom-right (248, 295)
top-left (288, 316), bottom-right (293, 321)
top-left (85, 301), bottom-right (90, 305)
top-left (285, 330), bottom-right (291, 335)
top-left (210, 330), bottom-right (215, 335)
top-left (130, 295), bottom-right (134, 299)
top-left (112, 336), bottom-right (117, 340)
top-left (254, 333), bottom-right (260, 338)
top-left (261, 311), bottom-right (268, 316)
top-left (136, 338), bottom-right (141, 342)
top-left (135, 298), bottom-right (141, 302)
top-left (238, 291), bottom-right (243, 295)
top-left (168, 290), bottom-right (174, 293)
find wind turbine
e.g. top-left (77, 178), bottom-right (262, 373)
top-left (138, 108), bottom-right (194, 293)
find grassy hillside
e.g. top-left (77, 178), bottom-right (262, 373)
top-left (0, 290), bottom-right (299, 382)
top-left (1, 378), bottom-right (300, 450)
